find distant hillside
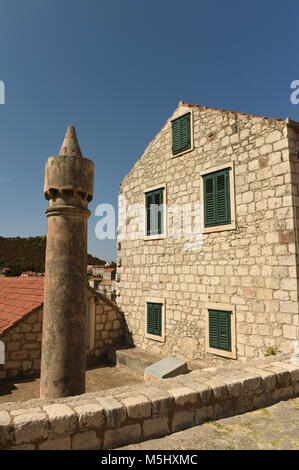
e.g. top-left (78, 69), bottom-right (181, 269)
top-left (0, 236), bottom-right (106, 276)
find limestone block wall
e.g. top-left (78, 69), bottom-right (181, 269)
top-left (90, 292), bottom-right (125, 362)
top-left (0, 307), bottom-right (43, 381)
top-left (117, 102), bottom-right (299, 364)
top-left (0, 353), bottom-right (297, 450)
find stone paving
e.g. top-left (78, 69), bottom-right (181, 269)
top-left (0, 363), bottom-right (143, 405)
top-left (118, 397), bottom-right (299, 450)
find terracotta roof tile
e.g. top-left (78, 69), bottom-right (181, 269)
top-left (0, 277), bottom-right (44, 335)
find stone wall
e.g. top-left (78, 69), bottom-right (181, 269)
top-left (0, 292), bottom-right (125, 381)
top-left (0, 353), bottom-right (297, 450)
top-left (117, 101), bottom-right (299, 364)
top-left (88, 290), bottom-right (125, 363)
top-left (0, 307), bottom-right (43, 381)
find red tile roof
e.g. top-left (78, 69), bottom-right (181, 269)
top-left (0, 277), bottom-right (44, 335)
top-left (104, 268), bottom-right (115, 272)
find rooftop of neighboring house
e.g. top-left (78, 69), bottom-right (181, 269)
top-left (104, 268), bottom-right (116, 273)
top-left (0, 277), bottom-right (44, 335)
top-left (0, 277), bottom-right (119, 336)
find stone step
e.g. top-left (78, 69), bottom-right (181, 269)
top-left (115, 348), bottom-right (165, 373)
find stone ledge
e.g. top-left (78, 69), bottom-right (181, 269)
top-left (0, 355), bottom-right (298, 450)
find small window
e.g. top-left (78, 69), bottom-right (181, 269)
top-left (172, 113), bottom-right (191, 155)
top-left (147, 302), bottom-right (162, 337)
top-left (145, 188), bottom-right (164, 236)
top-left (203, 168), bottom-right (231, 227)
top-left (209, 309), bottom-right (231, 352)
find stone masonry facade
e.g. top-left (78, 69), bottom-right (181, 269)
top-left (0, 292), bottom-right (125, 381)
top-left (117, 101), bottom-right (299, 365)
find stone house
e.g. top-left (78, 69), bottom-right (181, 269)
top-left (88, 277), bottom-right (117, 303)
top-left (103, 268), bottom-right (116, 281)
top-left (117, 100), bottom-right (299, 365)
top-left (0, 277), bottom-right (124, 380)
top-left (0, 268), bottom-right (10, 277)
top-left (87, 265), bottom-right (105, 277)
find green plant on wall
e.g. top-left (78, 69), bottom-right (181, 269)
top-left (264, 344), bottom-right (279, 357)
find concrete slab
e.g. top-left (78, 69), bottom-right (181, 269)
top-left (114, 348), bottom-right (166, 373)
top-left (144, 357), bottom-right (188, 382)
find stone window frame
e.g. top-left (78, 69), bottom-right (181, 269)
top-left (205, 301), bottom-right (237, 360)
top-left (200, 161), bottom-right (236, 234)
top-left (145, 297), bottom-right (166, 343)
top-left (144, 183), bottom-right (167, 241)
top-left (170, 107), bottom-right (194, 159)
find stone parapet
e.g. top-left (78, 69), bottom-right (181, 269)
top-left (0, 354), bottom-right (298, 450)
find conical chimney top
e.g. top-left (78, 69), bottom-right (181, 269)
top-left (58, 125), bottom-right (83, 158)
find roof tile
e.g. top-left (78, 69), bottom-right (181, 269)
top-left (0, 278), bottom-right (44, 335)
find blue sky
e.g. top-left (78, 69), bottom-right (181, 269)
top-left (0, 0), bottom-right (299, 261)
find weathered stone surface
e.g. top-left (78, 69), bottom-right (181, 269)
top-left (143, 416), bottom-right (170, 438)
top-left (43, 404), bottom-right (77, 435)
top-left (39, 436), bottom-right (71, 450)
top-left (168, 387), bottom-right (198, 406)
top-left (172, 409), bottom-right (195, 432)
top-left (40, 125), bottom-right (94, 399)
top-left (74, 403), bottom-right (105, 429)
top-left (96, 397), bottom-right (126, 427)
top-left (104, 424), bottom-right (141, 449)
top-left (184, 380), bottom-right (213, 404)
top-left (14, 412), bottom-right (48, 444)
top-left (140, 386), bottom-right (173, 415)
top-left (0, 411), bottom-right (11, 443)
top-left (72, 430), bottom-right (101, 450)
top-left (121, 395), bottom-right (151, 419)
top-left (195, 405), bottom-right (214, 425)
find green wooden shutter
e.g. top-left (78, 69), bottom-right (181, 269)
top-left (146, 193), bottom-right (152, 236)
top-left (219, 311), bottom-right (231, 351)
top-left (216, 170), bottom-right (231, 225)
top-left (203, 169), bottom-right (231, 227)
top-left (209, 310), bottom-right (219, 349)
top-left (208, 309), bottom-right (231, 351)
top-left (172, 113), bottom-right (191, 155)
top-left (147, 303), bottom-right (162, 336)
top-left (147, 303), bottom-right (154, 334)
top-left (204, 175), bottom-right (216, 226)
top-left (154, 189), bottom-right (163, 235)
top-left (172, 119), bottom-right (180, 155)
top-left (145, 188), bottom-right (164, 236)
top-left (153, 303), bottom-right (162, 336)
top-left (179, 113), bottom-right (191, 151)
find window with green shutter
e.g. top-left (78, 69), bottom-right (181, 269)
top-left (145, 188), bottom-right (164, 236)
top-left (208, 309), bottom-right (231, 352)
top-left (172, 113), bottom-right (191, 155)
top-left (147, 302), bottom-right (162, 336)
top-left (203, 168), bottom-right (231, 227)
